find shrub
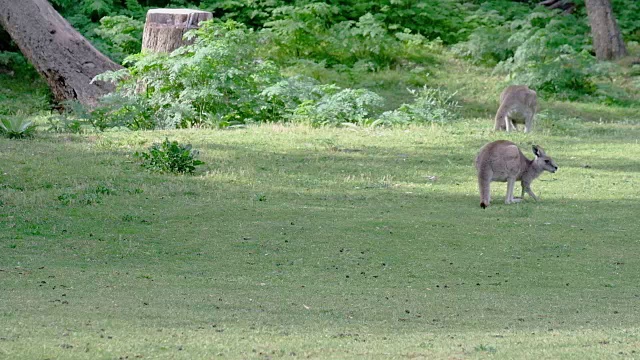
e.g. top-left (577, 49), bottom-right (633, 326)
top-left (451, 26), bottom-right (514, 66)
top-left (135, 138), bottom-right (205, 175)
top-left (458, 9), bottom-right (598, 100)
top-left (94, 15), bottom-right (144, 62)
top-left (375, 86), bottom-right (459, 126)
top-left (291, 87), bottom-right (385, 126)
top-left (263, 4), bottom-right (428, 70)
top-left (262, 3), bottom-right (338, 62)
top-left (94, 20), bottom-right (283, 128)
top-left (494, 38), bottom-right (597, 100)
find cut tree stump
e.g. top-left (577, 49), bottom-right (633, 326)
top-left (142, 9), bottom-right (213, 53)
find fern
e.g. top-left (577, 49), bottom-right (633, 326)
top-left (82, 0), bottom-right (113, 20)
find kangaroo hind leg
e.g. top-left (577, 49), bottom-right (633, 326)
top-left (505, 178), bottom-right (521, 204)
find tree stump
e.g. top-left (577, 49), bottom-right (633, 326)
top-left (142, 9), bottom-right (213, 53)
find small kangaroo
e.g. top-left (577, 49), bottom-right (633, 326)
top-left (475, 140), bottom-right (558, 208)
top-left (494, 85), bottom-right (537, 133)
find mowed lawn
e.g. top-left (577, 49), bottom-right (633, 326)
top-left (1, 120), bottom-right (640, 359)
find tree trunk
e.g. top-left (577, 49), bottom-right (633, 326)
top-left (0, 0), bottom-right (123, 107)
top-left (142, 9), bottom-right (213, 53)
top-left (585, 0), bottom-right (627, 60)
top-left (538, 0), bottom-right (576, 13)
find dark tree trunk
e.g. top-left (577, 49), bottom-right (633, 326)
top-left (142, 9), bottom-right (213, 53)
top-left (585, 0), bottom-right (627, 60)
top-left (0, 0), bottom-right (123, 107)
top-left (538, 0), bottom-right (576, 13)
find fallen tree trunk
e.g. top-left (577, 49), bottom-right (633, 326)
top-left (142, 9), bottom-right (213, 53)
top-left (0, 0), bottom-right (123, 107)
top-left (539, 0), bottom-right (576, 13)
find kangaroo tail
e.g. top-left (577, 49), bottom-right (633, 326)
top-left (494, 104), bottom-right (509, 131)
top-left (478, 173), bottom-right (491, 208)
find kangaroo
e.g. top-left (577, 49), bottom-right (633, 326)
top-left (494, 85), bottom-right (537, 133)
top-left (475, 140), bottom-right (558, 208)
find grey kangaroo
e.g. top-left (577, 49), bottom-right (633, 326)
top-left (475, 140), bottom-right (558, 208)
top-left (494, 85), bottom-right (537, 133)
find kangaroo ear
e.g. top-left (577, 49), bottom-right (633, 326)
top-left (532, 145), bottom-right (543, 157)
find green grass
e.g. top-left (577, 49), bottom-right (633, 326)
top-left (1, 118), bottom-right (640, 358)
top-left (0, 73), bottom-right (50, 116)
top-left (1, 48), bottom-right (640, 358)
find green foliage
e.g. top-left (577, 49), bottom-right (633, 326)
top-left (57, 185), bottom-right (115, 206)
top-left (95, 20), bottom-right (284, 128)
top-left (451, 26), bottom-right (513, 66)
top-left (262, 3), bottom-right (338, 62)
top-left (46, 115), bottom-right (86, 134)
top-left (30, 0), bottom-right (637, 123)
top-left (262, 4), bottom-right (429, 70)
top-left (613, 0), bottom-right (640, 43)
top-left (95, 19), bottom-right (413, 129)
top-left (82, 0), bottom-right (114, 21)
top-left (494, 25), bottom-right (597, 100)
top-left (376, 86), bottom-right (459, 126)
top-left (329, 13), bottom-right (400, 68)
top-left (0, 115), bottom-right (36, 139)
top-left (0, 52), bottom-right (25, 70)
top-left (94, 15), bottom-right (144, 62)
top-left (0, 52), bottom-right (38, 78)
top-left (456, 8), bottom-right (605, 100)
top-left (456, 9), bottom-right (589, 66)
top-left (325, 0), bottom-right (472, 44)
top-left (291, 87), bottom-right (384, 127)
top-left (135, 138), bottom-right (205, 174)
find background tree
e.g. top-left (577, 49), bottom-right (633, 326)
top-left (0, 0), bottom-right (122, 107)
top-left (584, 0), bottom-right (627, 60)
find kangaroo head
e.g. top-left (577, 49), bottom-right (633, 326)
top-left (532, 145), bottom-right (558, 173)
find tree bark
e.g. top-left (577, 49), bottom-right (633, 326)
top-left (0, 0), bottom-right (123, 107)
top-left (538, 0), bottom-right (576, 13)
top-left (142, 9), bottom-right (213, 53)
top-left (585, 0), bottom-right (627, 60)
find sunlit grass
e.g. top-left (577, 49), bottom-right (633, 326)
top-left (1, 118), bottom-right (640, 358)
top-left (1, 44), bottom-right (640, 357)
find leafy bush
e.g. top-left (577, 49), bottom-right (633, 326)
top-left (135, 138), bottom-right (205, 174)
top-left (451, 26), bottom-right (514, 66)
top-left (200, 0), bottom-right (285, 28)
top-left (263, 5), bottom-right (429, 70)
top-left (46, 115), bottom-right (86, 134)
top-left (94, 15), bottom-right (144, 62)
top-left (324, 0), bottom-right (471, 44)
top-left (95, 20), bottom-right (282, 128)
top-left (458, 8), bottom-right (600, 100)
top-left (290, 87), bottom-right (385, 126)
top-left (494, 33), bottom-right (597, 100)
top-left (94, 19), bottom-right (401, 129)
top-left (262, 3), bottom-right (339, 64)
top-left (0, 116), bottom-right (36, 139)
top-left (375, 86), bottom-right (459, 126)
top-left (326, 13), bottom-right (402, 69)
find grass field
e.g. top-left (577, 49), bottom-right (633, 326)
top-left (1, 110), bottom-right (640, 358)
top-left (2, 44), bottom-right (640, 358)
